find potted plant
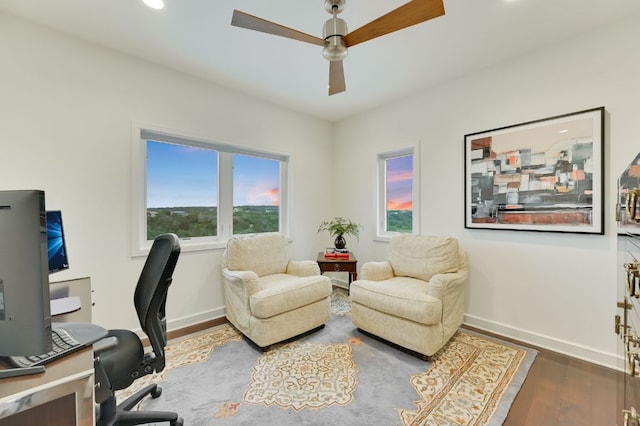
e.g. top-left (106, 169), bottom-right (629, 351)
top-left (317, 217), bottom-right (361, 249)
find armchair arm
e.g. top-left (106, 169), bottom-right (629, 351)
top-left (428, 268), bottom-right (469, 304)
top-left (429, 267), bottom-right (469, 339)
top-left (287, 260), bottom-right (321, 277)
top-left (360, 261), bottom-right (395, 281)
top-left (222, 268), bottom-right (262, 296)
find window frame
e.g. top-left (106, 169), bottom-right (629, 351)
top-left (131, 123), bottom-right (289, 256)
top-left (376, 145), bottom-right (420, 241)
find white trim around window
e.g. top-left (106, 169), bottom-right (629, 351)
top-left (375, 144), bottom-right (420, 241)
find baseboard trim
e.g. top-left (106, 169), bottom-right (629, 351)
top-left (463, 313), bottom-right (619, 370)
top-left (139, 307), bottom-right (228, 346)
top-left (166, 306), bottom-right (227, 338)
top-left (144, 309), bottom-right (622, 370)
top-left (167, 316), bottom-right (229, 341)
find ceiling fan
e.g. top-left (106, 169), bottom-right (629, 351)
top-left (231, 0), bottom-right (445, 96)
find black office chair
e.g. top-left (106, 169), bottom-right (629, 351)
top-left (94, 233), bottom-right (183, 426)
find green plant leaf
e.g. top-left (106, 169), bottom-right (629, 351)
top-left (317, 216), bottom-right (361, 239)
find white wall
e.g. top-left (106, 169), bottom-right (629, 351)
top-left (333, 13), bottom-right (640, 368)
top-left (3, 10), bottom-right (639, 369)
top-left (0, 13), bottom-right (334, 332)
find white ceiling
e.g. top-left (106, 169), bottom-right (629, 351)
top-left (1, 0), bottom-right (639, 122)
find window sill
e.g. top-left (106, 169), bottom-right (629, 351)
top-left (132, 238), bottom-right (226, 257)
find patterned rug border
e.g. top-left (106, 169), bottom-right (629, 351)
top-left (399, 329), bottom-right (535, 426)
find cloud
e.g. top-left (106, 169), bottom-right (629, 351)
top-left (244, 187), bottom-right (279, 206)
top-left (387, 170), bottom-right (413, 183)
top-left (260, 188), bottom-right (280, 206)
top-left (387, 200), bottom-right (412, 211)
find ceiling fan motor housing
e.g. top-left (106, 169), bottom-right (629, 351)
top-left (323, 17), bottom-right (348, 61)
top-left (323, 16), bottom-right (348, 39)
top-left (322, 0), bottom-right (348, 62)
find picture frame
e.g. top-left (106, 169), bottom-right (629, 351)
top-left (464, 107), bottom-right (605, 234)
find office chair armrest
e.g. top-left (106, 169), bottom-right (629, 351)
top-left (93, 336), bottom-right (119, 404)
top-left (287, 260), bottom-right (321, 277)
top-left (94, 336), bottom-right (119, 355)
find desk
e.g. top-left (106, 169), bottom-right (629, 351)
top-left (317, 252), bottom-right (357, 292)
top-left (0, 277), bottom-right (96, 426)
top-left (0, 349), bottom-right (95, 426)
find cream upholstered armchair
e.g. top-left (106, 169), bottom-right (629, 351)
top-left (350, 234), bottom-right (469, 358)
top-left (221, 232), bottom-right (332, 348)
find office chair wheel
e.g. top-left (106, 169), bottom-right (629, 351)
top-left (171, 417), bottom-right (184, 426)
top-left (151, 386), bottom-right (163, 398)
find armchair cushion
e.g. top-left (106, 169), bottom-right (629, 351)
top-left (390, 234), bottom-right (459, 281)
top-left (225, 232), bottom-right (289, 277)
top-left (250, 274), bottom-right (331, 318)
top-left (351, 277), bottom-right (442, 325)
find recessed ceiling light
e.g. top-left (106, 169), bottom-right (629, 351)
top-left (559, 129), bottom-right (569, 133)
top-left (143, 0), bottom-right (164, 9)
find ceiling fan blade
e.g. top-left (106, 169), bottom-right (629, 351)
top-left (231, 10), bottom-right (326, 46)
top-left (328, 60), bottom-right (346, 96)
top-left (342, 0), bottom-right (445, 47)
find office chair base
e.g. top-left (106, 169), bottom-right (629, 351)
top-left (96, 384), bottom-right (183, 426)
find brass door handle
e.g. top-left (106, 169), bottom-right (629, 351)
top-left (625, 261), bottom-right (640, 298)
top-left (627, 189), bottom-right (640, 222)
top-left (623, 406), bottom-right (639, 426)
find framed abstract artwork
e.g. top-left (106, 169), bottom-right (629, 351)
top-left (464, 107), bottom-right (605, 234)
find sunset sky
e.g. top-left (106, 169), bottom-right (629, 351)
top-left (386, 155), bottom-right (413, 211)
top-left (146, 141), bottom-right (279, 208)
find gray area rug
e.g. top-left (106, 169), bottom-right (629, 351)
top-left (130, 289), bottom-right (536, 425)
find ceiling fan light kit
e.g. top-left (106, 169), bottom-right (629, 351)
top-left (231, 0), bottom-right (445, 96)
top-left (323, 36), bottom-right (348, 61)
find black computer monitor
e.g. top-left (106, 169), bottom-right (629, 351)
top-left (0, 190), bottom-right (52, 359)
top-left (46, 210), bottom-right (69, 274)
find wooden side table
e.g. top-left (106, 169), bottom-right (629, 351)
top-left (317, 252), bottom-right (357, 292)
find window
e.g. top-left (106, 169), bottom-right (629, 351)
top-left (232, 154), bottom-right (280, 235)
top-left (377, 147), bottom-right (419, 238)
top-left (146, 140), bottom-right (218, 240)
top-left (132, 126), bottom-right (289, 254)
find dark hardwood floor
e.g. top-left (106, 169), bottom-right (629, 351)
top-left (504, 347), bottom-right (621, 425)
top-left (460, 327), bottom-right (621, 426)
